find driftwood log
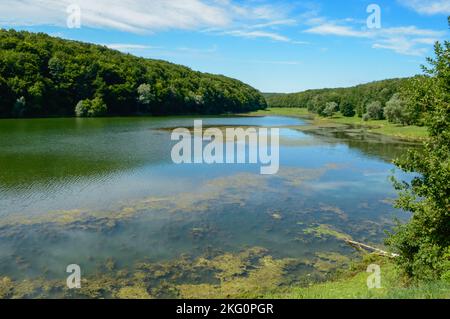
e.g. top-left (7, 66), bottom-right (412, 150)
top-left (344, 239), bottom-right (399, 258)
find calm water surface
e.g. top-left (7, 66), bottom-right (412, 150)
top-left (0, 116), bottom-right (416, 287)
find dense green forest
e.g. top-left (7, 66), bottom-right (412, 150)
top-left (0, 29), bottom-right (266, 118)
top-left (265, 78), bottom-right (427, 124)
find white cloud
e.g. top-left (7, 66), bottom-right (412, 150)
top-left (0, 0), bottom-right (297, 33)
top-left (0, 0), bottom-right (303, 44)
top-left (302, 14), bottom-right (445, 56)
top-left (176, 46), bottom-right (218, 54)
top-left (223, 30), bottom-right (290, 42)
top-left (377, 27), bottom-right (443, 55)
top-left (0, 0), bottom-right (240, 32)
top-left (373, 38), bottom-right (428, 56)
top-left (398, 0), bottom-right (450, 15)
top-left (304, 23), bottom-right (370, 37)
top-left (305, 23), bottom-right (443, 39)
top-left (105, 44), bottom-right (159, 51)
top-left (250, 60), bottom-right (301, 65)
top-left (249, 19), bottom-right (297, 29)
top-left (413, 38), bottom-right (439, 45)
top-left (1, 0), bottom-right (443, 54)
top-left (382, 26), bottom-right (445, 37)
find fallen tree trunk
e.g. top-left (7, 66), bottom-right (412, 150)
top-left (344, 239), bottom-right (399, 258)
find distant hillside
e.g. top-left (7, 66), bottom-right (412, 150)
top-left (0, 29), bottom-right (267, 118)
top-left (265, 78), bottom-right (409, 117)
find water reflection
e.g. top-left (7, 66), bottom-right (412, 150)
top-left (0, 116), bottom-right (415, 294)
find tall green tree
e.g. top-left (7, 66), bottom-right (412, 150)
top-left (384, 93), bottom-right (410, 124)
top-left (387, 24), bottom-right (450, 282)
top-left (340, 100), bottom-right (356, 117)
top-left (365, 101), bottom-right (383, 120)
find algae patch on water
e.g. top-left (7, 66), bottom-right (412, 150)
top-left (0, 165), bottom-right (337, 235)
top-left (0, 246), bottom-right (353, 299)
top-left (303, 224), bottom-right (352, 241)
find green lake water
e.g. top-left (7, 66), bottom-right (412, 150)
top-left (0, 116), bottom-right (418, 298)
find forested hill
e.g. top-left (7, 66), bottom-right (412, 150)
top-left (0, 29), bottom-right (267, 118)
top-left (265, 78), bottom-right (409, 117)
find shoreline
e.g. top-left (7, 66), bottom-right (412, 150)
top-left (245, 108), bottom-right (428, 142)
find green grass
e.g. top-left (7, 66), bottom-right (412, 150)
top-left (266, 257), bottom-right (450, 299)
top-left (248, 107), bottom-right (311, 118)
top-left (318, 115), bottom-right (428, 140)
top-left (247, 108), bottom-right (428, 141)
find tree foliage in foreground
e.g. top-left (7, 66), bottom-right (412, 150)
top-left (0, 29), bottom-right (266, 118)
top-left (387, 36), bottom-right (450, 282)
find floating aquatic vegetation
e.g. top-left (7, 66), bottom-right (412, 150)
top-left (0, 247), bottom-right (341, 299)
top-left (0, 277), bottom-right (14, 299)
top-left (0, 276), bottom-right (66, 299)
top-left (0, 115), bottom-right (416, 300)
top-left (274, 165), bottom-right (340, 188)
top-left (177, 254), bottom-right (292, 299)
top-left (303, 224), bottom-right (351, 241)
top-left (0, 159), bottom-right (393, 299)
top-left (115, 286), bottom-right (152, 299)
top-left (318, 204), bottom-right (348, 221)
top-left (0, 165), bottom-right (337, 237)
top-left (313, 252), bottom-right (352, 273)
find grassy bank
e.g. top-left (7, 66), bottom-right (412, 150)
top-left (266, 255), bottom-right (450, 299)
top-left (248, 108), bottom-right (428, 141)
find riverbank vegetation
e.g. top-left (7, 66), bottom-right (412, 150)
top-left (264, 19), bottom-right (450, 292)
top-left (0, 29), bottom-right (266, 118)
top-left (265, 78), bottom-right (405, 117)
top-left (248, 108), bottom-right (428, 140)
top-left (266, 78), bottom-right (432, 125)
top-left (264, 74), bottom-right (437, 140)
top-left (267, 254), bottom-right (449, 299)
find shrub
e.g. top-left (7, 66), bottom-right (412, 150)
top-left (340, 101), bottom-right (355, 117)
top-left (384, 94), bottom-right (410, 124)
top-left (75, 100), bottom-right (89, 117)
top-left (323, 102), bottom-right (338, 117)
top-left (137, 83), bottom-right (155, 113)
top-left (88, 97), bottom-right (107, 117)
top-left (366, 101), bottom-right (383, 120)
top-left (362, 113), bottom-right (370, 121)
top-left (12, 96), bottom-right (27, 118)
top-left (75, 97), bottom-right (107, 117)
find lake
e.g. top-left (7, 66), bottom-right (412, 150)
top-left (0, 115), bottom-right (417, 298)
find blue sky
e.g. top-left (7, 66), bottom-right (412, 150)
top-left (1, 0), bottom-right (449, 92)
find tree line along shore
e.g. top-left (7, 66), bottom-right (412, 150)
top-left (0, 29), bottom-right (267, 118)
